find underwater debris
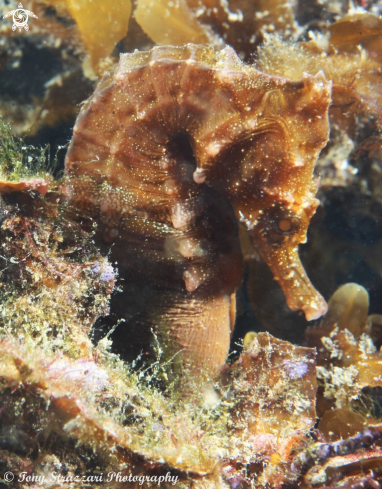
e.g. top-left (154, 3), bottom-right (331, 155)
top-left (222, 332), bottom-right (317, 488)
top-left (64, 43), bottom-right (330, 373)
top-left (306, 284), bottom-right (382, 449)
top-left (297, 283), bottom-right (382, 488)
top-left (295, 424), bottom-right (382, 489)
top-left (0, 330), bottom-right (318, 488)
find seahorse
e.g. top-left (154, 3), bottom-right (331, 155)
top-left (65, 44), bottom-right (330, 375)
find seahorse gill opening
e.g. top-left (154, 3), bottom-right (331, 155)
top-left (167, 132), bottom-right (197, 185)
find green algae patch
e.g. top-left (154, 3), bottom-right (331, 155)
top-left (0, 118), bottom-right (54, 195)
top-left (0, 118), bottom-right (51, 181)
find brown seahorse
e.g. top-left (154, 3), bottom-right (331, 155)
top-left (65, 44), bottom-right (331, 375)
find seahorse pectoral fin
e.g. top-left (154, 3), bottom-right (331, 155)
top-left (252, 238), bottom-right (327, 321)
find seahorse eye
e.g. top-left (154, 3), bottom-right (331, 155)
top-left (258, 208), bottom-right (301, 245)
top-left (278, 219), bottom-right (292, 232)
